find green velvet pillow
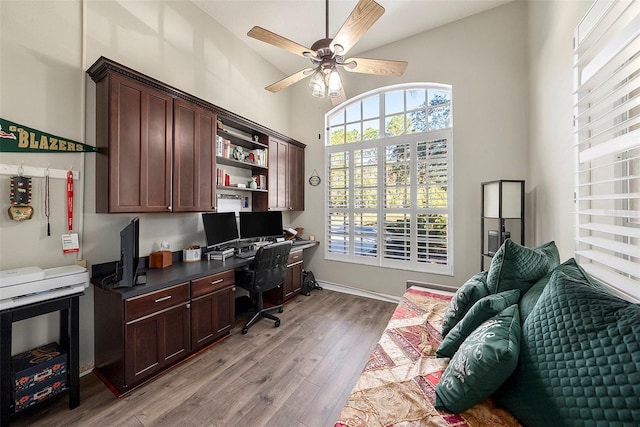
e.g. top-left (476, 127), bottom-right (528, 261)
top-left (486, 239), bottom-right (556, 295)
top-left (436, 289), bottom-right (520, 358)
top-left (441, 271), bottom-right (489, 338)
top-left (533, 240), bottom-right (560, 270)
top-left (519, 257), bottom-right (607, 322)
top-left (435, 304), bottom-right (521, 413)
top-left (495, 272), bottom-right (640, 426)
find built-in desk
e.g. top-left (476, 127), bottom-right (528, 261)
top-left (91, 240), bottom-right (318, 395)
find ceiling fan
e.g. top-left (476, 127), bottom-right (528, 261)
top-left (247, 0), bottom-right (408, 105)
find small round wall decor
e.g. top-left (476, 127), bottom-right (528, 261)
top-left (309, 169), bottom-right (321, 186)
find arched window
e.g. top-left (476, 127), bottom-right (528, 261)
top-left (325, 83), bottom-right (454, 275)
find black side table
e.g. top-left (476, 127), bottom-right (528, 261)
top-left (0, 294), bottom-right (81, 427)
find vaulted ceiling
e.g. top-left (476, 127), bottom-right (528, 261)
top-left (192, 0), bottom-right (513, 76)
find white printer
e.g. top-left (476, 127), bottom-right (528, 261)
top-left (0, 265), bottom-right (89, 310)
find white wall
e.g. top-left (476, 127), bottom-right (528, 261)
top-left (290, 1), bottom-right (531, 297)
top-left (526, 0), bottom-right (592, 260)
top-left (0, 0), bottom-right (292, 370)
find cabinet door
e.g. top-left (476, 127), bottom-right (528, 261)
top-left (191, 285), bottom-right (235, 350)
top-left (102, 73), bottom-right (173, 213)
top-left (124, 303), bottom-right (190, 386)
top-left (268, 137), bottom-right (289, 210)
top-left (288, 144), bottom-right (305, 211)
top-left (173, 99), bottom-right (216, 212)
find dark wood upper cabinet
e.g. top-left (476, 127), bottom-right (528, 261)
top-left (288, 144), bottom-right (305, 211)
top-left (88, 56), bottom-right (305, 214)
top-left (173, 99), bottom-right (216, 212)
top-left (267, 137), bottom-right (305, 211)
top-left (95, 73), bottom-right (173, 213)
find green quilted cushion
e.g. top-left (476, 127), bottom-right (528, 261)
top-left (495, 271), bottom-right (640, 426)
top-left (519, 257), bottom-right (607, 322)
top-left (435, 304), bottom-right (521, 414)
top-left (534, 240), bottom-right (560, 270)
top-left (436, 289), bottom-right (520, 358)
top-left (486, 239), bottom-right (556, 295)
top-left (441, 271), bottom-right (489, 338)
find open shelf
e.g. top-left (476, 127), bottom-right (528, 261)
top-left (217, 128), bottom-right (267, 151)
top-left (216, 185), bottom-right (267, 193)
top-left (216, 156), bottom-right (267, 171)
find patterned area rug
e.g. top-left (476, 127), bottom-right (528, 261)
top-left (334, 286), bottom-right (521, 427)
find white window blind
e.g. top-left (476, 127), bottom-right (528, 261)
top-left (573, 0), bottom-right (640, 301)
top-left (325, 84), bottom-right (453, 275)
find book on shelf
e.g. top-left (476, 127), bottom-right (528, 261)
top-left (216, 168), bottom-right (230, 187)
top-left (254, 174), bottom-right (267, 190)
top-left (216, 136), bottom-right (231, 159)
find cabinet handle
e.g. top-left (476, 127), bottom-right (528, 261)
top-left (167, 206), bottom-right (172, 211)
top-left (186, 303), bottom-right (190, 309)
top-left (232, 286), bottom-right (236, 291)
top-left (292, 255), bottom-right (300, 260)
top-left (210, 278), bottom-right (224, 285)
top-left (154, 295), bottom-right (172, 303)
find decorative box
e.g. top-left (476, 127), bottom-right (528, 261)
top-left (150, 250), bottom-right (172, 268)
top-left (15, 376), bottom-right (67, 412)
top-left (182, 247), bottom-right (201, 262)
top-left (12, 342), bottom-right (67, 393)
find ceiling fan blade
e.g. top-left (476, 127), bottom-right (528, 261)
top-left (330, 86), bottom-right (347, 106)
top-left (330, 0), bottom-right (385, 55)
top-left (248, 26), bottom-right (311, 58)
top-left (265, 68), bottom-right (315, 92)
top-left (342, 57), bottom-right (408, 76)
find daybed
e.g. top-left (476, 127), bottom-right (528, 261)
top-left (335, 240), bottom-right (639, 427)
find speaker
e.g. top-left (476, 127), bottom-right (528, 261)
top-left (488, 230), bottom-right (510, 256)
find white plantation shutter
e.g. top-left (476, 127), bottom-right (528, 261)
top-left (325, 84), bottom-right (453, 275)
top-left (573, 0), bottom-right (640, 301)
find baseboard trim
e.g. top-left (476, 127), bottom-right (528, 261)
top-left (316, 281), bottom-right (401, 304)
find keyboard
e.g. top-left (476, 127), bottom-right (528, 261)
top-left (235, 250), bottom-right (257, 259)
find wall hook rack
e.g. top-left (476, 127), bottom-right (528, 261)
top-left (0, 163), bottom-right (79, 180)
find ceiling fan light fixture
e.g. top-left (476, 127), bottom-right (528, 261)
top-left (248, 0), bottom-right (406, 103)
top-left (327, 68), bottom-right (342, 98)
top-left (309, 70), bottom-right (326, 98)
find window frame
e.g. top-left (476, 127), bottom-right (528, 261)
top-left (324, 83), bottom-right (454, 275)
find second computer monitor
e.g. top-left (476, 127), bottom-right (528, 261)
top-left (202, 212), bottom-right (239, 250)
top-left (239, 211), bottom-right (283, 240)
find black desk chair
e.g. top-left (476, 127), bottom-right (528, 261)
top-left (235, 240), bottom-right (292, 334)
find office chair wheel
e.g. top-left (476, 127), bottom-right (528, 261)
top-left (278, 307), bottom-right (284, 313)
top-left (274, 319), bottom-right (280, 327)
top-left (241, 327), bottom-right (249, 335)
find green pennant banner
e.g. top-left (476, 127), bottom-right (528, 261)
top-left (0, 117), bottom-right (98, 153)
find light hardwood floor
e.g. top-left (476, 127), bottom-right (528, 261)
top-left (10, 289), bottom-right (397, 427)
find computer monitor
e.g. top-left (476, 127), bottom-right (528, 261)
top-left (116, 217), bottom-right (139, 288)
top-left (239, 211), bottom-right (284, 240)
top-left (202, 212), bottom-right (239, 250)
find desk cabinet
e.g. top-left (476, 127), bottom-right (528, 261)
top-left (124, 283), bottom-right (190, 387)
top-left (94, 271), bottom-right (234, 395)
top-left (265, 250), bottom-right (304, 305)
top-left (190, 271), bottom-right (235, 350)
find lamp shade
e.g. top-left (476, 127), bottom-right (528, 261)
top-left (327, 68), bottom-right (342, 98)
top-left (483, 180), bottom-right (523, 218)
top-left (309, 70), bottom-right (325, 98)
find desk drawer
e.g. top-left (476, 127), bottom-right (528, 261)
top-left (287, 250), bottom-right (303, 267)
top-left (125, 282), bottom-right (189, 322)
top-left (191, 270), bottom-right (234, 299)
